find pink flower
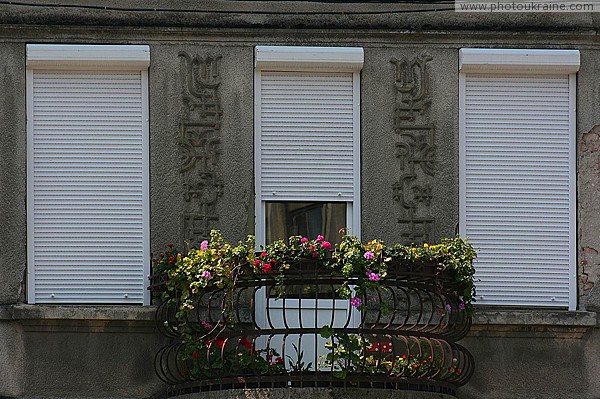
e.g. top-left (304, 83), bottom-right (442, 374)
top-left (316, 235), bottom-right (324, 242)
top-left (201, 320), bottom-right (213, 330)
top-left (458, 302), bottom-right (466, 311)
top-left (350, 297), bottom-right (362, 308)
top-left (368, 272), bottom-right (380, 282)
top-left (201, 270), bottom-right (212, 278)
top-left (321, 241), bottom-right (331, 250)
top-left (300, 237), bottom-right (309, 243)
top-left (269, 356), bottom-right (284, 366)
top-left (445, 304), bottom-right (452, 312)
top-left (200, 240), bottom-right (209, 250)
top-left (311, 251), bottom-right (319, 258)
top-left (363, 251), bottom-right (375, 260)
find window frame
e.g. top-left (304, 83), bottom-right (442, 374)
top-left (26, 44), bottom-right (151, 305)
top-left (253, 46), bottom-right (363, 246)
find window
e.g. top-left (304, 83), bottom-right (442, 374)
top-left (254, 46), bottom-right (364, 368)
top-left (459, 48), bottom-right (579, 310)
top-left (265, 202), bottom-right (347, 245)
top-left (26, 44), bottom-right (150, 304)
top-left (254, 46), bottom-right (363, 245)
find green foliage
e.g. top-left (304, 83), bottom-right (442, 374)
top-left (287, 344), bottom-right (312, 373)
top-left (154, 230), bottom-right (477, 379)
top-left (319, 329), bottom-right (464, 380)
top-left (388, 237), bottom-right (478, 311)
top-left (179, 336), bottom-right (285, 380)
top-left (157, 232), bottom-right (476, 317)
top-left (321, 330), bottom-right (365, 380)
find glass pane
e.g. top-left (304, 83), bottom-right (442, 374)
top-left (265, 202), bottom-right (347, 245)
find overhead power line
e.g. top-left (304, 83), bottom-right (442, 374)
top-left (0, 1), bottom-right (455, 15)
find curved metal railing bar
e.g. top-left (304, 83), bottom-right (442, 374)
top-left (150, 258), bottom-right (474, 396)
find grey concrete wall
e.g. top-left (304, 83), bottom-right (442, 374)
top-left (0, 306), bottom-right (165, 399)
top-left (0, 43), bottom-right (27, 305)
top-left (0, 26), bottom-right (593, 303)
top-left (459, 326), bottom-right (600, 399)
top-left (149, 44), bottom-right (255, 250)
top-left (0, 0), bottom-right (597, 33)
top-left (0, 320), bottom-right (25, 397)
top-left (361, 47), bottom-right (458, 244)
top-left (361, 44), bottom-right (458, 243)
top-left (576, 50), bottom-right (600, 310)
top-left (20, 322), bottom-right (162, 398)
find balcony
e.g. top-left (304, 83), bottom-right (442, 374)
top-left (150, 233), bottom-right (475, 397)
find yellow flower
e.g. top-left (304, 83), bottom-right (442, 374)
top-left (424, 243), bottom-right (429, 248)
top-left (368, 239), bottom-right (383, 252)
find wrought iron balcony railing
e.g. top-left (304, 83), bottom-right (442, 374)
top-left (150, 258), bottom-right (474, 397)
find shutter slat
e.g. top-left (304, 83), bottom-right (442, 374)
top-left (463, 74), bottom-right (572, 308)
top-left (31, 70), bottom-right (147, 304)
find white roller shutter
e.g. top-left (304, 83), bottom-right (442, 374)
top-left (460, 49), bottom-right (577, 309)
top-left (258, 71), bottom-right (356, 201)
top-left (27, 45), bottom-right (150, 304)
top-left (254, 46), bottom-right (363, 245)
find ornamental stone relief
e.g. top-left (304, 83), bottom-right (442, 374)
top-left (391, 55), bottom-right (436, 244)
top-left (179, 53), bottom-right (223, 243)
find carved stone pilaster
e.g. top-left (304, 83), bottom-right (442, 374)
top-left (179, 53), bottom-right (223, 244)
top-left (391, 55), bottom-right (436, 244)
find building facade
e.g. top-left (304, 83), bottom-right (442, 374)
top-left (0, 1), bottom-right (598, 398)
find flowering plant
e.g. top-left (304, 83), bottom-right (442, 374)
top-left (156, 231), bottom-right (475, 302)
top-left (155, 229), bottom-right (477, 321)
top-left (179, 324), bottom-right (285, 380)
top-left (319, 327), bottom-right (463, 380)
top-left (153, 230), bottom-right (476, 375)
top-left (152, 243), bottom-right (182, 274)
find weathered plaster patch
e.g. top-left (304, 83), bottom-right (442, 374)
top-left (579, 270), bottom-right (595, 291)
top-left (580, 247), bottom-right (599, 290)
top-left (578, 124), bottom-right (600, 308)
top-left (581, 124), bottom-right (600, 153)
top-left (579, 246), bottom-right (600, 308)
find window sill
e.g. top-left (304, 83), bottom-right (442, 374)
top-left (470, 309), bottom-right (598, 339)
top-left (472, 309), bottom-right (597, 326)
top-left (0, 304), bottom-right (156, 321)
